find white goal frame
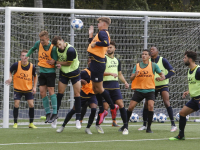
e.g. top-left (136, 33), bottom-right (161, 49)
top-left (4, 7), bottom-right (200, 128)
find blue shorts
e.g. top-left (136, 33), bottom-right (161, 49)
top-left (102, 89), bottom-right (123, 103)
top-left (59, 70), bottom-right (81, 85)
top-left (185, 98), bottom-right (200, 111)
top-left (155, 85), bottom-right (169, 98)
top-left (90, 59), bottom-right (105, 82)
top-left (80, 90), bottom-right (97, 106)
top-left (14, 90), bottom-right (34, 100)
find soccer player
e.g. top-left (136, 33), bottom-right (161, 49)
top-left (56, 58), bottom-right (97, 134)
top-left (138, 47), bottom-right (177, 132)
top-left (5, 50), bottom-right (38, 128)
top-left (87, 17), bottom-right (118, 132)
top-left (26, 31), bottom-right (58, 123)
top-left (50, 36), bottom-right (81, 129)
top-left (125, 49), bottom-right (165, 133)
top-left (96, 41), bottom-right (129, 135)
top-left (169, 51), bottom-right (200, 140)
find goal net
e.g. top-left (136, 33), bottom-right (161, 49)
top-left (1, 8), bottom-right (200, 127)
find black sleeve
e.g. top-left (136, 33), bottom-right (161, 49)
top-left (195, 67), bottom-right (200, 80)
top-left (32, 65), bottom-right (36, 76)
top-left (96, 30), bottom-right (109, 47)
top-left (88, 38), bottom-right (93, 44)
top-left (81, 70), bottom-right (90, 83)
top-left (162, 58), bottom-right (175, 79)
top-left (66, 47), bottom-right (76, 61)
top-left (10, 62), bottom-right (18, 74)
top-left (118, 59), bottom-right (121, 72)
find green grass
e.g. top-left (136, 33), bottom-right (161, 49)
top-left (0, 121), bottom-right (200, 150)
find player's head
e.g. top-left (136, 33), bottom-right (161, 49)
top-left (142, 49), bottom-right (151, 61)
top-left (52, 36), bottom-right (66, 50)
top-left (20, 49), bottom-right (29, 62)
top-left (107, 41), bottom-right (116, 55)
top-left (183, 51), bottom-right (197, 66)
top-left (39, 30), bottom-right (49, 46)
top-left (150, 46), bottom-right (158, 57)
top-left (87, 57), bottom-right (91, 68)
top-left (97, 17), bottom-right (111, 30)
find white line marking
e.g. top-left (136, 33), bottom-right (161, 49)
top-left (1, 138), bottom-right (200, 146)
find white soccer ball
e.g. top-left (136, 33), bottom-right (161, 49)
top-left (156, 113), bottom-right (167, 123)
top-left (71, 19), bottom-right (83, 30)
top-left (130, 113), bottom-right (139, 122)
top-left (175, 113), bottom-right (189, 121)
top-left (152, 113), bottom-right (157, 122)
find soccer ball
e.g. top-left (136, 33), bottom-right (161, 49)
top-left (152, 113), bottom-right (157, 122)
top-left (175, 113), bottom-right (189, 121)
top-left (71, 19), bottom-right (83, 30)
top-left (130, 113), bottom-right (139, 122)
top-left (156, 113), bottom-right (167, 123)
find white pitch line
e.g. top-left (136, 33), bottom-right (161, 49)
top-left (1, 138), bottom-right (200, 146)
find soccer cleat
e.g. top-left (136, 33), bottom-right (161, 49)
top-left (85, 128), bottom-right (92, 134)
top-left (45, 113), bottom-right (51, 123)
top-left (95, 125), bottom-right (104, 134)
top-left (57, 126), bottom-right (65, 133)
top-left (29, 123), bottom-right (37, 129)
top-left (122, 128), bottom-right (129, 135)
top-left (138, 126), bottom-right (147, 131)
top-left (170, 126), bottom-right (177, 132)
top-left (110, 104), bottom-right (119, 120)
top-left (76, 120), bottom-right (81, 129)
top-left (118, 126), bottom-right (124, 132)
top-left (48, 114), bottom-right (57, 123)
top-left (51, 119), bottom-right (57, 128)
top-left (146, 128), bottom-right (153, 133)
top-left (99, 110), bottom-right (108, 125)
top-left (169, 136), bottom-right (185, 140)
top-left (13, 123), bottom-right (18, 128)
top-left (112, 120), bottom-right (119, 127)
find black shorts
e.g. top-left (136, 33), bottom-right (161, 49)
top-left (14, 91), bottom-right (34, 100)
top-left (155, 85), bottom-right (169, 98)
top-left (80, 91), bottom-right (97, 106)
top-left (186, 97), bottom-right (200, 111)
top-left (38, 73), bottom-right (56, 87)
top-left (90, 59), bottom-right (106, 82)
top-left (102, 89), bottom-right (123, 103)
top-left (131, 91), bottom-right (155, 103)
top-left (59, 70), bottom-right (81, 85)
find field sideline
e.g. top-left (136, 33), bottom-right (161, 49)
top-left (0, 121), bottom-right (200, 150)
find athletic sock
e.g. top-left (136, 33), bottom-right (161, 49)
top-left (143, 108), bottom-right (148, 126)
top-left (126, 109), bottom-right (132, 129)
top-left (178, 115), bottom-right (186, 137)
top-left (57, 93), bottom-right (63, 112)
top-left (96, 94), bottom-right (104, 125)
top-left (167, 106), bottom-right (175, 126)
top-left (87, 108), bottom-right (96, 128)
top-left (13, 107), bottom-right (19, 123)
top-left (62, 109), bottom-right (76, 127)
top-left (120, 107), bottom-right (128, 129)
top-left (100, 90), bottom-right (115, 109)
top-left (147, 111), bottom-right (153, 129)
top-left (81, 101), bottom-right (88, 120)
top-left (74, 97), bottom-right (81, 120)
top-left (29, 107), bottom-right (34, 123)
top-left (50, 94), bottom-right (57, 114)
top-left (42, 96), bottom-right (50, 114)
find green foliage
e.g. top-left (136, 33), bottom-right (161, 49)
top-left (0, 0), bottom-right (25, 7)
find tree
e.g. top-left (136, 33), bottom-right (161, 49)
top-left (34, 0), bottom-right (44, 35)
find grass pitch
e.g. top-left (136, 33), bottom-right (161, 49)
top-left (0, 121), bottom-right (200, 150)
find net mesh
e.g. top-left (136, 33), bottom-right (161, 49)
top-left (1, 10), bottom-right (200, 122)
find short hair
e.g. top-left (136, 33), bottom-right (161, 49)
top-left (52, 36), bottom-right (62, 45)
top-left (184, 51), bottom-right (197, 62)
top-left (21, 49), bottom-right (28, 54)
top-left (39, 30), bottom-right (49, 38)
top-left (143, 49), bottom-right (151, 56)
top-left (110, 41), bottom-right (115, 47)
top-left (97, 17), bottom-right (111, 25)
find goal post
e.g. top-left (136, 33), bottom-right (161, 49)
top-left (3, 7), bottom-right (200, 128)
